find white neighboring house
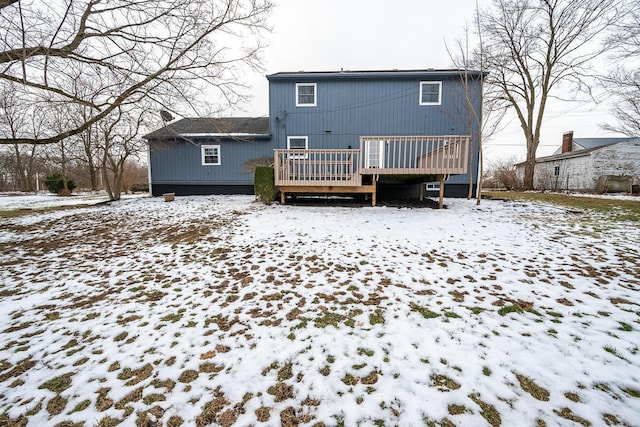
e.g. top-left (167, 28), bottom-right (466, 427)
top-left (516, 131), bottom-right (640, 192)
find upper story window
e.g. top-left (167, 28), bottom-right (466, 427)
top-left (419, 81), bottom-right (442, 105)
top-left (201, 145), bottom-right (220, 165)
top-left (296, 83), bottom-right (317, 107)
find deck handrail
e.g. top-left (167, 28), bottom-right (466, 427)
top-left (274, 136), bottom-right (470, 186)
top-left (359, 136), bottom-right (469, 175)
top-left (274, 149), bottom-right (361, 186)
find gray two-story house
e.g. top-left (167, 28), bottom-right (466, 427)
top-left (145, 69), bottom-right (483, 204)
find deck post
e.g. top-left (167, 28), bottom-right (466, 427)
top-left (438, 175), bottom-right (445, 209)
top-left (280, 191), bottom-right (286, 204)
top-left (419, 182), bottom-right (424, 202)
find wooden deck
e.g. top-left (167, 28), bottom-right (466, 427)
top-left (274, 136), bottom-right (470, 206)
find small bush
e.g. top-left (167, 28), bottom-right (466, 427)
top-left (130, 183), bottom-right (149, 193)
top-left (254, 166), bottom-right (277, 204)
top-left (44, 173), bottom-right (76, 195)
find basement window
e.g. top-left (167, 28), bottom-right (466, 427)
top-left (201, 145), bottom-right (220, 165)
top-left (419, 81), bottom-right (442, 105)
top-left (296, 83), bottom-right (317, 107)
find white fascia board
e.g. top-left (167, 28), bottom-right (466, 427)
top-left (178, 133), bottom-right (266, 138)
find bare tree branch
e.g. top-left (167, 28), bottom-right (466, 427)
top-left (479, 0), bottom-right (631, 190)
top-left (0, 0), bottom-right (273, 145)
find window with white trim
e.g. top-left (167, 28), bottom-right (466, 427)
top-left (287, 136), bottom-right (308, 159)
top-left (419, 81), bottom-right (442, 105)
top-left (201, 145), bottom-right (220, 165)
top-left (296, 83), bottom-right (317, 107)
top-left (287, 136), bottom-right (308, 150)
top-left (554, 165), bottom-right (560, 176)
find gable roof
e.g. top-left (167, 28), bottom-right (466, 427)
top-left (534, 138), bottom-right (640, 163)
top-left (143, 117), bottom-right (270, 140)
top-left (573, 137), bottom-right (633, 150)
top-left (267, 69), bottom-right (485, 81)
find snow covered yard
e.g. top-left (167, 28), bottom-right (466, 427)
top-left (0, 195), bottom-right (639, 427)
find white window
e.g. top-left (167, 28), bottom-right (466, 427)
top-left (287, 136), bottom-right (308, 159)
top-left (419, 81), bottom-right (442, 105)
top-left (287, 136), bottom-right (308, 150)
top-left (201, 145), bottom-right (220, 165)
top-left (296, 83), bottom-right (317, 107)
top-left (554, 165), bottom-right (560, 176)
top-left (425, 182), bottom-right (440, 191)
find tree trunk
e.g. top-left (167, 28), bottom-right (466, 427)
top-left (523, 134), bottom-right (538, 190)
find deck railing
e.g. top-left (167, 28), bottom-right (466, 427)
top-left (359, 136), bottom-right (469, 175)
top-left (274, 149), bottom-right (360, 186)
top-left (274, 136), bottom-right (470, 186)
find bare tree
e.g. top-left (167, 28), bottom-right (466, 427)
top-left (0, 0), bottom-right (272, 145)
top-left (602, 6), bottom-right (640, 137)
top-left (97, 106), bottom-right (151, 201)
top-left (479, 0), bottom-right (629, 190)
top-left (601, 69), bottom-right (640, 137)
top-left (447, 21), bottom-right (507, 203)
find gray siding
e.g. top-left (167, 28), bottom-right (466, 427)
top-left (149, 138), bottom-right (273, 185)
top-left (269, 75), bottom-right (481, 186)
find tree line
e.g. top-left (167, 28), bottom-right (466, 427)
top-left (0, 0), bottom-right (637, 196)
top-left (0, 0), bottom-right (273, 199)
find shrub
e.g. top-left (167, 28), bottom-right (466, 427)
top-left (44, 173), bottom-right (76, 195)
top-left (130, 183), bottom-right (149, 193)
top-left (254, 166), bottom-right (277, 204)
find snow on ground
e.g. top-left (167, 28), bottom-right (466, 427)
top-left (0, 195), bottom-right (639, 426)
top-left (0, 192), bottom-right (147, 211)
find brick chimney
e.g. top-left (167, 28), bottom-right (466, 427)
top-left (562, 131), bottom-right (573, 153)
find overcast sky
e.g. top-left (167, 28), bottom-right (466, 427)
top-left (236, 0), bottom-right (623, 163)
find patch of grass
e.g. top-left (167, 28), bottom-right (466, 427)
top-left (498, 305), bottom-right (522, 316)
top-left (515, 373), bottom-right (550, 401)
top-left (115, 387), bottom-right (142, 410)
top-left (621, 387), bottom-right (640, 398)
top-left (482, 366), bottom-right (492, 377)
top-left (267, 382), bottom-right (294, 402)
top-left (113, 332), bottom-right (128, 342)
top-left (564, 392), bottom-right (581, 402)
top-left (444, 311), bottom-right (461, 319)
top-left (482, 191), bottom-right (640, 222)
top-left (39, 372), bottom-right (74, 393)
top-left (430, 374), bottom-right (460, 391)
top-left (410, 303), bottom-right (440, 319)
top-left (357, 348), bottom-right (374, 357)
top-left (469, 393), bottom-right (501, 427)
top-left (46, 394), bottom-right (68, 416)
top-left (448, 403), bottom-right (472, 415)
top-left (178, 370), bottom-right (199, 383)
top-left (143, 393), bottom-right (167, 405)
top-left (342, 373), bottom-right (359, 386)
top-left (96, 388), bottom-right (114, 412)
top-left (361, 371), bottom-right (379, 385)
top-left (68, 399), bottom-right (91, 414)
top-left (278, 362), bottom-right (293, 381)
top-left (255, 406), bottom-right (271, 422)
top-left (314, 312), bottom-right (345, 328)
top-left (199, 362), bottom-right (224, 374)
top-left (618, 322), bottom-right (633, 332)
top-left (369, 310), bottom-right (385, 325)
top-left (553, 407), bottom-right (591, 426)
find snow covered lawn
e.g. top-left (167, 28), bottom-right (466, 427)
top-left (0, 195), bottom-right (639, 426)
